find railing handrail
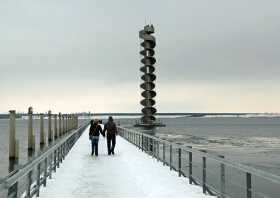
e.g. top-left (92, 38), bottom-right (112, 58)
top-left (117, 126), bottom-right (280, 184)
top-left (0, 121), bottom-right (89, 190)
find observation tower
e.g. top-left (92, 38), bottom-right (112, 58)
top-left (135, 24), bottom-right (165, 128)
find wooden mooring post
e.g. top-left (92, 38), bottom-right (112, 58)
top-left (3, 108), bottom-right (85, 198)
top-left (27, 107), bottom-right (34, 153)
top-left (8, 110), bottom-right (19, 198)
top-left (40, 113), bottom-right (45, 147)
top-left (54, 114), bottom-right (58, 139)
top-left (62, 114), bottom-right (65, 136)
top-left (59, 113), bottom-right (62, 137)
top-left (65, 114), bottom-right (68, 133)
top-left (9, 110), bottom-right (19, 176)
top-left (48, 110), bottom-right (52, 143)
top-left (9, 110), bottom-right (17, 160)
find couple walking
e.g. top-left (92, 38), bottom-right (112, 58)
top-left (89, 116), bottom-right (117, 156)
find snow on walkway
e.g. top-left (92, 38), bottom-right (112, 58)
top-left (40, 126), bottom-right (210, 198)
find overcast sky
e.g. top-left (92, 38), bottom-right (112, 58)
top-left (1, 0), bottom-right (280, 113)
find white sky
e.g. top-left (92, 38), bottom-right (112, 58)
top-left (1, 0), bottom-right (280, 113)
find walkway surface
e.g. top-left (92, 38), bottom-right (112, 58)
top-left (40, 126), bottom-right (210, 198)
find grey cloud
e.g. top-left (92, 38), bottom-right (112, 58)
top-left (0, 0), bottom-right (280, 111)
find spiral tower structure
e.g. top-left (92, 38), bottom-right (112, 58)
top-left (136, 24), bottom-right (164, 128)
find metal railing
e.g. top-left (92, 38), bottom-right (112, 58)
top-left (0, 122), bottom-right (89, 198)
top-left (118, 126), bottom-right (280, 198)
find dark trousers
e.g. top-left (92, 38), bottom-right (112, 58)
top-left (91, 137), bottom-right (99, 156)
top-left (107, 134), bottom-right (116, 155)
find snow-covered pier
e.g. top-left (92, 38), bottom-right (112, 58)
top-left (39, 126), bottom-right (208, 198)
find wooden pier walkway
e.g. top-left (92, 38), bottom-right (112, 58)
top-left (39, 126), bottom-right (209, 198)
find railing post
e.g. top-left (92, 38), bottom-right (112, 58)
top-left (163, 142), bottom-right (166, 166)
top-left (135, 133), bottom-right (137, 146)
top-left (219, 155), bottom-right (226, 198)
top-left (49, 154), bottom-right (52, 179)
top-left (132, 132), bottom-right (134, 144)
top-left (57, 148), bottom-right (60, 168)
top-left (36, 163), bottom-right (41, 197)
top-left (188, 146), bottom-right (193, 184)
top-left (62, 143), bottom-right (65, 160)
top-left (28, 107), bottom-right (34, 151)
top-left (152, 139), bottom-right (155, 157)
top-left (60, 145), bottom-right (63, 163)
top-left (54, 114), bottom-right (58, 139)
top-left (26, 170), bottom-right (32, 198)
top-left (136, 133), bottom-right (138, 147)
top-left (65, 142), bottom-right (67, 156)
top-left (48, 110), bottom-right (52, 143)
top-left (202, 150), bottom-right (207, 194)
top-left (40, 114), bottom-right (45, 147)
top-left (137, 134), bottom-right (138, 147)
top-left (146, 136), bottom-right (149, 152)
top-left (43, 158), bottom-right (47, 186)
top-left (169, 144), bottom-right (172, 170)
top-left (141, 133), bottom-right (144, 151)
top-left (138, 134), bottom-right (140, 148)
top-left (66, 140), bottom-right (69, 154)
top-left (54, 150), bottom-right (57, 172)
top-left (178, 148), bottom-right (182, 177)
top-left (246, 172), bottom-right (252, 198)
top-left (65, 141), bottom-right (68, 155)
top-left (157, 140), bottom-right (159, 161)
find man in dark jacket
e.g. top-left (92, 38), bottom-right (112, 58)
top-left (89, 119), bottom-right (103, 156)
top-left (103, 116), bottom-right (117, 155)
